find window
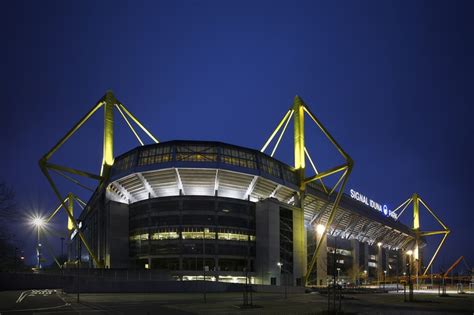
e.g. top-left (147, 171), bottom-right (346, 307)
top-left (138, 146), bottom-right (172, 166)
top-left (182, 228), bottom-right (215, 240)
top-left (113, 152), bottom-right (136, 173)
top-left (130, 233), bottom-right (149, 241)
top-left (176, 145), bottom-right (217, 162)
top-left (144, 146), bottom-right (172, 165)
top-left (259, 156), bottom-right (281, 178)
top-left (221, 148), bottom-right (257, 169)
top-left (282, 166), bottom-right (298, 185)
top-left (217, 230), bottom-right (250, 242)
top-left (151, 229), bottom-right (179, 240)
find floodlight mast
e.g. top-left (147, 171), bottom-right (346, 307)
top-left (39, 91), bottom-right (159, 268)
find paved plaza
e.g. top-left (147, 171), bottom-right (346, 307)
top-left (0, 289), bottom-right (473, 314)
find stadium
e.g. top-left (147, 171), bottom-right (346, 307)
top-left (40, 92), bottom-right (446, 287)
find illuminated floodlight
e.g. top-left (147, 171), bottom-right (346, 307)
top-left (377, 242), bottom-right (382, 247)
top-left (406, 250), bottom-right (413, 256)
top-left (277, 262), bottom-right (283, 267)
top-left (315, 224), bottom-right (325, 235)
top-left (32, 217), bottom-right (45, 227)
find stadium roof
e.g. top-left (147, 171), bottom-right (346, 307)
top-left (105, 140), bottom-right (417, 250)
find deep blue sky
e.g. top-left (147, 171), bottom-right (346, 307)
top-left (1, 1), bottom-right (472, 271)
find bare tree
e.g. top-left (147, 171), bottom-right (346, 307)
top-left (0, 182), bottom-right (16, 238)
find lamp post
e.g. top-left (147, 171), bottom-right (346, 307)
top-left (203, 228), bottom-right (208, 303)
top-left (383, 270), bottom-right (387, 290)
top-left (32, 217), bottom-right (45, 269)
top-left (377, 242), bottom-right (382, 288)
top-left (406, 250), bottom-right (413, 302)
top-left (363, 270), bottom-right (367, 285)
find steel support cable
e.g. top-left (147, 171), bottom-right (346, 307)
top-left (420, 231), bottom-right (449, 236)
top-left (261, 109), bottom-right (293, 152)
top-left (271, 110), bottom-right (294, 157)
top-left (118, 103), bottom-right (159, 143)
top-left (423, 232), bottom-right (450, 276)
top-left (328, 168), bottom-right (348, 196)
top-left (303, 106), bottom-right (351, 162)
top-left (74, 198), bottom-right (85, 210)
top-left (51, 169), bottom-right (95, 192)
top-left (115, 104), bottom-right (144, 146)
top-left (45, 163), bottom-right (103, 180)
top-left (304, 164), bottom-right (348, 185)
top-left (46, 198), bottom-right (68, 223)
top-left (304, 147), bottom-right (328, 194)
top-left (419, 199), bottom-right (449, 230)
top-left (74, 195), bottom-right (87, 207)
top-left (392, 198), bottom-right (412, 214)
top-left (42, 101), bottom-right (104, 161)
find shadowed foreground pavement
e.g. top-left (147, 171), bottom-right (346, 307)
top-left (0, 290), bottom-right (473, 314)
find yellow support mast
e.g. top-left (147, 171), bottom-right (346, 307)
top-left (261, 95), bottom-right (353, 286)
top-left (293, 96), bottom-right (305, 192)
top-left (391, 193), bottom-right (450, 282)
top-left (39, 91), bottom-right (159, 268)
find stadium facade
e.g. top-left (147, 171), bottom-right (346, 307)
top-left (70, 139), bottom-right (419, 286)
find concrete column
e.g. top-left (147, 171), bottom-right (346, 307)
top-left (316, 232), bottom-right (327, 286)
top-left (377, 245), bottom-right (383, 284)
top-left (351, 239), bottom-right (360, 284)
top-left (363, 243), bottom-right (369, 283)
top-left (255, 199), bottom-right (280, 285)
top-left (403, 251), bottom-right (409, 275)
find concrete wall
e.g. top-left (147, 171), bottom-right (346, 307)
top-left (105, 201), bottom-right (129, 268)
top-left (255, 198), bottom-right (307, 287)
top-left (255, 199), bottom-right (280, 285)
top-left (351, 239), bottom-right (360, 284)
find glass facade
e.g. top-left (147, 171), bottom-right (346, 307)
top-left (129, 196), bottom-right (256, 272)
top-left (111, 141), bottom-right (299, 187)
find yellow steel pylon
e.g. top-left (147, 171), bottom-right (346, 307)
top-left (261, 95), bottom-right (353, 286)
top-left (39, 91), bottom-right (159, 267)
top-left (391, 193), bottom-right (450, 280)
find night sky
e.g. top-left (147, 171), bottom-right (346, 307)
top-left (1, 1), bottom-right (473, 271)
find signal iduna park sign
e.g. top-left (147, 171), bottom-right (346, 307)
top-left (349, 189), bottom-right (397, 219)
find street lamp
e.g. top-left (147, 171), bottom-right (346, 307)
top-left (277, 262), bottom-right (287, 299)
top-left (316, 224), bottom-right (325, 235)
top-left (363, 270), bottom-right (368, 285)
top-left (337, 267), bottom-right (341, 285)
top-left (32, 216), bottom-right (45, 269)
